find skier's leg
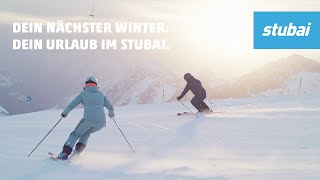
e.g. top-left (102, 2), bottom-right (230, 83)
top-left (200, 101), bottom-right (210, 111)
top-left (75, 142), bottom-right (86, 154)
top-left (201, 92), bottom-right (210, 112)
top-left (65, 119), bottom-right (91, 148)
top-left (77, 127), bottom-right (100, 145)
top-left (198, 93), bottom-right (210, 112)
top-left (191, 96), bottom-right (202, 112)
top-left (59, 119), bottom-right (90, 159)
top-left (75, 126), bottom-right (104, 154)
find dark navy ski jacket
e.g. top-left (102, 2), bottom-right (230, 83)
top-left (178, 76), bottom-right (206, 98)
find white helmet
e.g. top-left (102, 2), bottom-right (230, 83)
top-left (85, 76), bottom-right (98, 84)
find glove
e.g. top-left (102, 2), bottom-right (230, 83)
top-left (61, 113), bottom-right (67, 118)
top-left (108, 112), bottom-right (115, 119)
top-left (177, 96), bottom-right (182, 101)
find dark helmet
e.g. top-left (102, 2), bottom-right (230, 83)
top-left (184, 73), bottom-right (192, 81)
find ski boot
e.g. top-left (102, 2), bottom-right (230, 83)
top-left (203, 108), bottom-right (213, 114)
top-left (57, 145), bottom-right (72, 160)
top-left (70, 143), bottom-right (86, 160)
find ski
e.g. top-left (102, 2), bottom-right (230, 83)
top-left (177, 111), bottom-right (194, 116)
top-left (48, 152), bottom-right (60, 160)
top-left (48, 152), bottom-right (70, 162)
top-left (177, 110), bottom-right (223, 116)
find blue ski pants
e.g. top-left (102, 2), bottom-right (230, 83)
top-left (64, 118), bottom-right (105, 149)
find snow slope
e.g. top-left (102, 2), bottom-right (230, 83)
top-left (0, 97), bottom-right (320, 180)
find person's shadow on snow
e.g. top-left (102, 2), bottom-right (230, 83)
top-left (167, 117), bottom-right (204, 148)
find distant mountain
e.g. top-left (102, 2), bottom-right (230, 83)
top-left (55, 65), bottom-right (183, 108)
top-left (259, 72), bottom-right (320, 96)
top-left (211, 54), bottom-right (320, 98)
top-left (0, 68), bottom-right (17, 87)
top-left (55, 66), bottom-right (224, 108)
top-left (0, 106), bottom-right (9, 116)
top-left (3, 60), bottom-right (197, 113)
top-left (103, 66), bottom-right (179, 105)
top-left (3, 54), bottom-right (320, 115)
top-left (0, 69), bottom-right (28, 115)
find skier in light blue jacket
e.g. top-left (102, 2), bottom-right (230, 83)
top-left (58, 76), bottom-right (115, 160)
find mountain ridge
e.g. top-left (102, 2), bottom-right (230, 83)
top-left (209, 54), bottom-right (320, 98)
top-left (2, 54), bottom-right (320, 114)
top-left (0, 106), bottom-right (9, 116)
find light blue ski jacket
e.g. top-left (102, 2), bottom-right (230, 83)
top-left (62, 86), bottom-right (114, 124)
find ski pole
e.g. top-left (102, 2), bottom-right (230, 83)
top-left (207, 99), bottom-right (214, 104)
top-left (178, 100), bottom-right (198, 118)
top-left (28, 117), bottom-right (63, 157)
top-left (112, 118), bottom-right (135, 153)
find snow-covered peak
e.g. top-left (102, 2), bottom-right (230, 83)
top-left (259, 72), bottom-right (320, 97)
top-left (0, 68), bottom-right (18, 88)
top-left (0, 106), bottom-right (9, 116)
top-left (102, 65), bottom-right (179, 105)
top-left (261, 54), bottom-right (320, 75)
top-left (210, 54), bottom-right (320, 98)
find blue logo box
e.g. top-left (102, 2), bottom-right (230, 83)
top-left (254, 12), bottom-right (320, 49)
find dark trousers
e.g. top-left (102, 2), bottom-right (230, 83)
top-left (191, 94), bottom-right (210, 112)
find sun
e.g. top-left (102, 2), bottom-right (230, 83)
top-left (188, 1), bottom-right (251, 49)
top-left (170, 1), bottom-right (256, 75)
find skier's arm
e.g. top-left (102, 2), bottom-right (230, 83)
top-left (104, 96), bottom-right (115, 118)
top-left (62, 94), bottom-right (83, 116)
top-left (178, 84), bottom-right (190, 99)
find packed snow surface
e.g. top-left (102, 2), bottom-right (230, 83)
top-left (0, 96), bottom-right (319, 180)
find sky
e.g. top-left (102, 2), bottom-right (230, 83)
top-left (1, 0), bottom-right (320, 78)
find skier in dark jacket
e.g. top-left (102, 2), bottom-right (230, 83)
top-left (177, 73), bottom-right (210, 113)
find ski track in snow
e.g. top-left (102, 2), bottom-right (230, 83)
top-left (0, 97), bottom-right (320, 180)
